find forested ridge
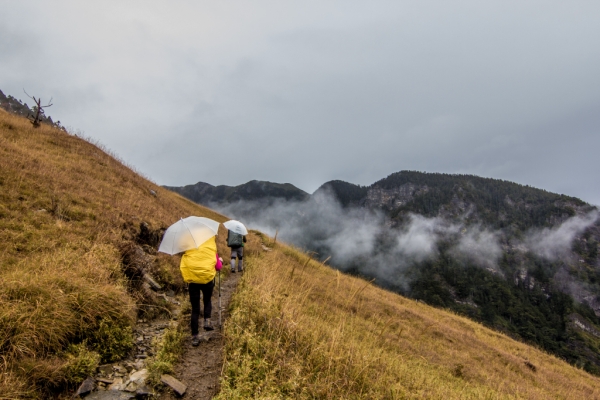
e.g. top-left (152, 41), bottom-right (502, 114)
top-left (322, 171), bottom-right (600, 374)
top-left (322, 171), bottom-right (588, 229)
top-left (171, 170), bottom-right (600, 374)
top-left (165, 179), bottom-right (309, 205)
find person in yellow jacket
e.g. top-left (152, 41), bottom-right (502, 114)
top-left (180, 235), bottom-right (222, 346)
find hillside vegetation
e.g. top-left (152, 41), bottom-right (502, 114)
top-left (0, 110), bottom-right (230, 398)
top-left (219, 239), bottom-right (600, 399)
top-left (3, 108), bottom-right (600, 399)
top-left (321, 173), bottom-right (600, 374)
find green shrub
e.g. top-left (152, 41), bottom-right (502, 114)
top-left (90, 317), bottom-right (133, 363)
top-left (62, 342), bottom-right (101, 384)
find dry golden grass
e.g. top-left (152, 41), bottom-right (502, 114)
top-left (218, 241), bottom-right (600, 399)
top-left (0, 110), bottom-right (230, 397)
top-left (4, 108), bottom-right (600, 399)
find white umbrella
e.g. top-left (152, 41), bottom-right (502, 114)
top-left (223, 220), bottom-right (248, 235)
top-left (158, 216), bottom-right (220, 255)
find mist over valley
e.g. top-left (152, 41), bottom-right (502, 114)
top-left (168, 171), bottom-right (600, 373)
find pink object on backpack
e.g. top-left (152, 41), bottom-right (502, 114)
top-left (215, 254), bottom-right (223, 271)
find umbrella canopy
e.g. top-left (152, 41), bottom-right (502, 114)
top-left (158, 216), bottom-right (220, 255)
top-left (223, 220), bottom-right (248, 235)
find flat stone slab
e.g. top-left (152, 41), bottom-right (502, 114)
top-left (161, 374), bottom-right (187, 396)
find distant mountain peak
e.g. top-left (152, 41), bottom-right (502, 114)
top-left (164, 180), bottom-right (309, 205)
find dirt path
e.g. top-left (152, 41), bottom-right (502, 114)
top-left (158, 271), bottom-right (241, 399)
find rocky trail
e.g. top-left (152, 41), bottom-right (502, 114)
top-left (73, 271), bottom-right (241, 399)
top-left (158, 271), bottom-right (241, 399)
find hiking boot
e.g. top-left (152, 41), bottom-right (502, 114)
top-left (204, 319), bottom-right (214, 331)
top-left (230, 269), bottom-right (236, 273)
top-left (191, 335), bottom-right (200, 347)
top-left (238, 268), bottom-right (243, 273)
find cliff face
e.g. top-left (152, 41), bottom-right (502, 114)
top-left (365, 183), bottom-right (429, 210)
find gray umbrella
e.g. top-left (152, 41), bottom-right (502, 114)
top-left (158, 216), bottom-right (219, 255)
top-left (223, 220), bottom-right (248, 235)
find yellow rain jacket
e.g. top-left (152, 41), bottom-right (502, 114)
top-left (180, 236), bottom-right (217, 284)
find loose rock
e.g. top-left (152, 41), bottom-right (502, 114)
top-left (160, 374), bottom-right (187, 396)
top-left (135, 384), bottom-right (154, 398)
top-left (129, 369), bottom-right (148, 386)
top-left (114, 365), bottom-right (128, 375)
top-left (108, 377), bottom-right (124, 391)
top-left (124, 381), bottom-right (137, 393)
top-left (74, 377), bottom-right (95, 397)
top-left (97, 364), bottom-right (113, 375)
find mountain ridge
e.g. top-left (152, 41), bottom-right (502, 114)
top-left (166, 172), bottom-right (600, 374)
top-left (164, 179), bottom-right (309, 205)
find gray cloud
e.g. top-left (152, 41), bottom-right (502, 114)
top-left (1, 1), bottom-right (600, 204)
top-left (395, 215), bottom-right (451, 261)
top-left (215, 190), bottom-right (599, 286)
top-left (525, 210), bottom-right (599, 260)
top-left (213, 192), bottom-right (506, 285)
top-left (452, 227), bottom-right (503, 271)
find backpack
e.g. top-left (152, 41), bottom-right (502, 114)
top-left (227, 231), bottom-right (244, 247)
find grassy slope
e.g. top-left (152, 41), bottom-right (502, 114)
top-left (220, 238), bottom-right (600, 399)
top-left (0, 110), bottom-right (230, 397)
top-left (3, 108), bottom-right (600, 399)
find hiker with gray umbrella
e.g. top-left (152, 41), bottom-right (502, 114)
top-left (224, 220), bottom-right (248, 273)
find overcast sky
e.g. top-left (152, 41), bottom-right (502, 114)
top-left (2, 1), bottom-right (599, 204)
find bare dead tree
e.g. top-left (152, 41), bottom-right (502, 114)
top-left (23, 89), bottom-right (53, 128)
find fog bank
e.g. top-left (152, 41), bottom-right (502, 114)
top-left (212, 192), bottom-right (598, 289)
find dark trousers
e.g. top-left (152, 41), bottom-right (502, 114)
top-left (188, 280), bottom-right (215, 335)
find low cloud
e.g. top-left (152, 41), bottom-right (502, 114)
top-left (453, 227), bottom-right (503, 270)
top-left (212, 192), bottom-right (509, 283)
top-left (525, 210), bottom-right (598, 260)
top-left (213, 194), bottom-right (599, 305)
top-left (395, 215), bottom-right (459, 261)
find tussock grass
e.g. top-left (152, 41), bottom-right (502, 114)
top-left (218, 244), bottom-right (600, 399)
top-left (0, 110), bottom-right (230, 397)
